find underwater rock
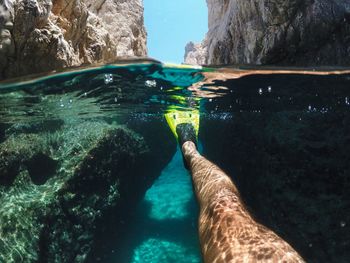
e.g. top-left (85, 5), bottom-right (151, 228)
top-left (4, 120), bottom-right (64, 138)
top-left (84, 116), bottom-right (178, 262)
top-left (0, 121), bottom-right (174, 263)
top-left (126, 116), bottom-right (177, 174)
top-left (0, 133), bottom-right (49, 186)
top-left (0, 0), bottom-right (147, 79)
top-left (0, 123), bottom-right (7, 143)
top-left (186, 0), bottom-right (350, 66)
top-left (200, 112), bottom-right (350, 262)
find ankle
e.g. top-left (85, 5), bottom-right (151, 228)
top-left (182, 141), bottom-right (198, 160)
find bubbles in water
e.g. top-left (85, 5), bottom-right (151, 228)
top-left (58, 98), bottom-right (73, 109)
top-left (320, 107), bottom-right (328, 114)
top-left (60, 99), bottom-right (64, 108)
top-left (346, 97), bottom-right (349, 105)
top-left (145, 79), bottom-right (157, 88)
top-left (220, 113), bottom-right (232, 120)
top-left (308, 105), bottom-right (318, 112)
top-left (206, 112), bottom-right (233, 120)
top-left (259, 88), bottom-right (263, 95)
top-left (340, 221), bottom-right (346, 227)
top-left (104, 74), bottom-right (113, 84)
top-left (268, 86), bottom-right (272, 93)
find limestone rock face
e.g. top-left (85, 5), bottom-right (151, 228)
top-left (184, 40), bottom-right (208, 66)
top-left (185, 0), bottom-right (350, 66)
top-left (84, 0), bottom-right (147, 57)
top-left (0, 0), bottom-right (147, 79)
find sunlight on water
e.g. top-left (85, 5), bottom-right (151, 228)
top-left (132, 238), bottom-right (199, 263)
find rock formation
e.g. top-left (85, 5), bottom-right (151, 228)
top-left (185, 0), bottom-right (350, 66)
top-left (0, 0), bottom-right (147, 79)
top-left (0, 120), bottom-right (176, 263)
top-left (184, 40), bottom-right (207, 66)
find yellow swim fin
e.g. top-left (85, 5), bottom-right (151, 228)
top-left (165, 108), bottom-right (200, 140)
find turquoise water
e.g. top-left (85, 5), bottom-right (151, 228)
top-left (115, 147), bottom-right (201, 263)
top-left (0, 62), bottom-right (204, 123)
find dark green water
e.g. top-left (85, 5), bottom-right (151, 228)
top-left (0, 60), bottom-right (350, 263)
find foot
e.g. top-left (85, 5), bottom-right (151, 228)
top-left (176, 123), bottom-right (197, 169)
top-left (176, 123), bottom-right (197, 147)
top-left (182, 141), bottom-right (198, 159)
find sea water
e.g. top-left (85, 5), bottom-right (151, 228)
top-left (0, 60), bottom-right (350, 263)
top-left (116, 147), bottom-right (201, 263)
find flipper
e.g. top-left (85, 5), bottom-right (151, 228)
top-left (165, 109), bottom-right (200, 169)
top-left (164, 109), bottom-right (199, 141)
top-left (165, 109), bottom-right (199, 146)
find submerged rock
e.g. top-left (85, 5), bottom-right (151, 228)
top-left (0, 122), bottom-right (8, 143)
top-left (185, 0), bottom-right (350, 66)
top-left (0, 120), bottom-right (175, 262)
top-left (201, 111), bottom-right (350, 262)
top-left (0, 0), bottom-right (147, 79)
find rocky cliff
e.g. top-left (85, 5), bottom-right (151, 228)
top-left (185, 0), bottom-right (350, 66)
top-left (0, 0), bottom-right (147, 79)
top-left (184, 40), bottom-right (207, 66)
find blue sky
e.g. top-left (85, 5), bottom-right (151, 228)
top-left (144, 0), bottom-right (208, 64)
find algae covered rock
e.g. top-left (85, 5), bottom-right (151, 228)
top-left (0, 120), bottom-right (171, 263)
top-left (0, 123), bottom-right (5, 142)
top-left (0, 133), bottom-right (51, 186)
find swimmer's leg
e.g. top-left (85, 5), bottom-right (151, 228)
top-left (180, 140), bottom-right (305, 263)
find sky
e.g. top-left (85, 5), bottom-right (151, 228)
top-left (144, 0), bottom-right (208, 64)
